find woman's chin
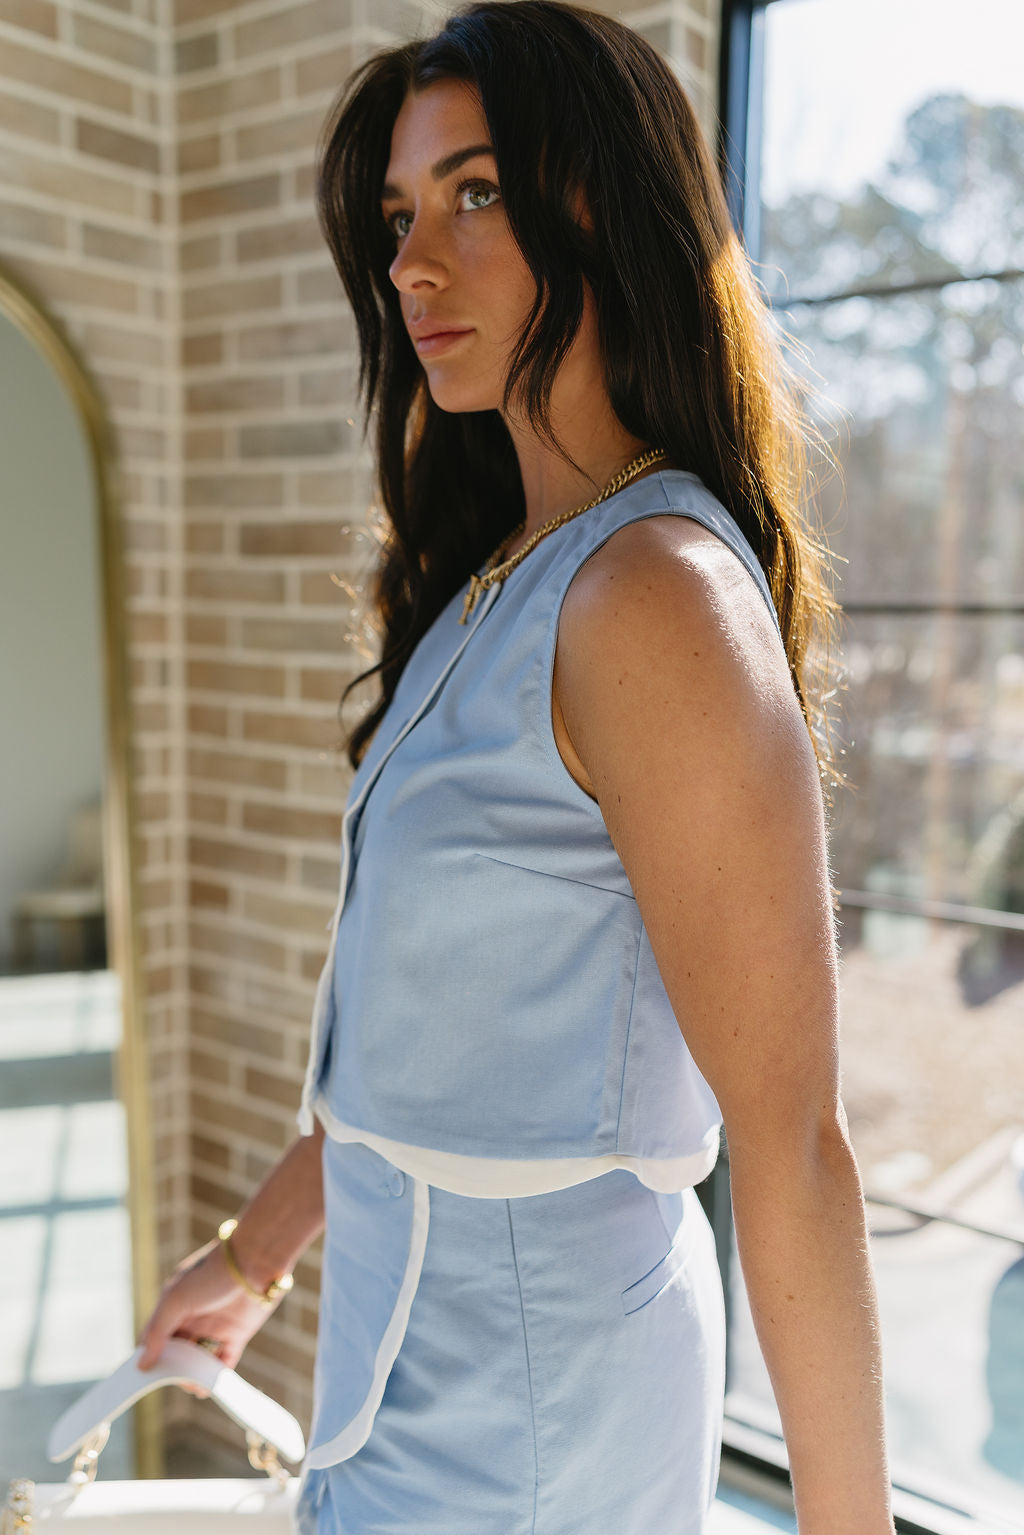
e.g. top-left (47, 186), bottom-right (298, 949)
top-left (424, 379), bottom-right (501, 414)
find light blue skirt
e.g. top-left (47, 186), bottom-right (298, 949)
top-left (294, 1140), bottom-right (725, 1535)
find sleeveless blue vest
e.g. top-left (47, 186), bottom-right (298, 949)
top-left (295, 469), bottom-right (786, 1475)
top-left (297, 468), bottom-right (783, 1190)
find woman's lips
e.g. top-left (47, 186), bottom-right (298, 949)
top-left (414, 328), bottom-right (474, 356)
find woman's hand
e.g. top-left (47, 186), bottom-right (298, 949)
top-left (136, 1238), bottom-right (280, 1392)
top-left (136, 1124), bottom-right (327, 1394)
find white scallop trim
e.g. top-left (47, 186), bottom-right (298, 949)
top-left (314, 1097), bottom-right (720, 1198)
top-left (304, 1174), bottom-right (431, 1471)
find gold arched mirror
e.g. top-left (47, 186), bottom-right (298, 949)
top-left (0, 262), bottom-right (159, 1483)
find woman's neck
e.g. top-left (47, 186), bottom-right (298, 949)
top-left (503, 412), bottom-right (660, 549)
top-left (498, 450), bottom-right (668, 563)
top-left (498, 284), bottom-right (670, 547)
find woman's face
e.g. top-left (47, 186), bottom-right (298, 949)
top-left (381, 78), bottom-right (540, 415)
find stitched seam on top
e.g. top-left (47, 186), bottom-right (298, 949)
top-left (505, 1200), bottom-right (540, 1535)
top-left (473, 850), bottom-right (636, 902)
top-left (614, 920), bottom-right (646, 1150)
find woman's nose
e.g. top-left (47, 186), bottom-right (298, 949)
top-left (388, 216), bottom-right (449, 293)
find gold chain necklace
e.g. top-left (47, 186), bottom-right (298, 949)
top-left (458, 447), bottom-right (669, 624)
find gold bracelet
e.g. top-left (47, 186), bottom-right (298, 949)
top-left (217, 1218), bottom-right (294, 1306)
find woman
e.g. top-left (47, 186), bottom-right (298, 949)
top-left (139, 3), bottom-right (896, 1532)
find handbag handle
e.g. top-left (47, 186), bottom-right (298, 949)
top-left (46, 1340), bottom-right (306, 1475)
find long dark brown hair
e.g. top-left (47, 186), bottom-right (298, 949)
top-left (316, 0), bottom-right (845, 804)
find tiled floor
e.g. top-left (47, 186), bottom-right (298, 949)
top-left (0, 969), bottom-right (135, 1488)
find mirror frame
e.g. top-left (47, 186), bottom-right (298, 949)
top-left (0, 257), bottom-right (163, 1478)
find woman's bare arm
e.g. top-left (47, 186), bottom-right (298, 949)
top-left (138, 1117), bottom-right (326, 1371)
top-left (230, 1116), bottom-right (327, 1292)
top-left (553, 515), bottom-right (894, 1535)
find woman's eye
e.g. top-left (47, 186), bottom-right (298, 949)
top-left (383, 181), bottom-right (500, 242)
top-left (455, 178), bottom-right (500, 212)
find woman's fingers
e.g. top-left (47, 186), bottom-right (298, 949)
top-left (137, 1276), bottom-right (201, 1368)
top-left (137, 1298), bottom-right (179, 1369)
top-left (136, 1245), bottom-right (223, 1369)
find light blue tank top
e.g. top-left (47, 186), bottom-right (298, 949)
top-left (296, 468), bottom-right (784, 1193)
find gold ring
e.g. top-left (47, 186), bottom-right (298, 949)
top-left (194, 1336), bottom-right (222, 1353)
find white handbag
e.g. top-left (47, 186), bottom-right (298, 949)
top-left (1, 1340), bottom-right (304, 1531)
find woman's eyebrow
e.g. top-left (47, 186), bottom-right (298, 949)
top-left (381, 143), bottom-right (495, 200)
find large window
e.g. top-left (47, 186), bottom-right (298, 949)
top-left (715, 3), bottom-right (1024, 1529)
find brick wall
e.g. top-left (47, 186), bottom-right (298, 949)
top-left (0, 0), bottom-right (720, 1462)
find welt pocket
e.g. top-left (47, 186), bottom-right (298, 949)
top-left (620, 1229), bottom-right (694, 1316)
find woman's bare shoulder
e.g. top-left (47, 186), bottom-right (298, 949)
top-left (555, 510), bottom-right (792, 738)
